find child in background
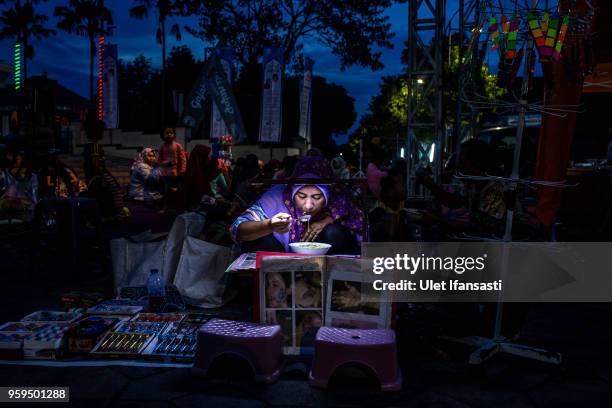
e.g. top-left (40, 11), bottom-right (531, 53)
top-left (158, 127), bottom-right (186, 210)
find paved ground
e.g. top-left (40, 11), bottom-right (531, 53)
top-left (1, 200), bottom-right (611, 407)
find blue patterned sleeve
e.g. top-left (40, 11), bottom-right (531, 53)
top-left (230, 199), bottom-right (269, 242)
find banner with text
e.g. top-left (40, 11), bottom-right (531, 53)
top-left (360, 242), bottom-right (612, 302)
top-left (182, 60), bottom-right (210, 129)
top-left (210, 47), bottom-right (232, 141)
top-left (259, 47), bottom-right (284, 143)
top-left (103, 44), bottom-right (119, 129)
top-left (298, 58), bottom-right (314, 143)
top-left (204, 53), bottom-right (247, 144)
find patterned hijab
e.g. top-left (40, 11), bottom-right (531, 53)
top-left (259, 156), bottom-right (363, 248)
top-left (132, 147), bottom-right (155, 171)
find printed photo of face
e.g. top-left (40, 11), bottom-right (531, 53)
top-left (265, 272), bottom-right (291, 308)
top-left (266, 310), bottom-right (292, 346)
top-left (295, 310), bottom-right (322, 348)
top-left (294, 271), bottom-right (322, 308)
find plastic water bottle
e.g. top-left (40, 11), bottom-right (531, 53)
top-left (147, 269), bottom-right (166, 312)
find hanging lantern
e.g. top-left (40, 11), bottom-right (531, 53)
top-left (541, 12), bottom-right (550, 37)
top-left (552, 15), bottom-right (570, 61)
top-left (528, 11), bottom-right (546, 49)
top-left (502, 15), bottom-right (510, 33)
top-left (504, 15), bottom-right (520, 59)
top-left (490, 16), bottom-right (500, 51)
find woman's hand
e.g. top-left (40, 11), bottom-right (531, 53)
top-left (301, 216), bottom-right (333, 242)
top-left (270, 212), bottom-right (292, 234)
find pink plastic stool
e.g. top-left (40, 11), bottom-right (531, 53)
top-left (309, 327), bottom-right (402, 391)
top-left (192, 318), bottom-right (283, 383)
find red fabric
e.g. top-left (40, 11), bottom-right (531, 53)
top-left (178, 144), bottom-right (212, 212)
top-left (534, 9), bottom-right (587, 228)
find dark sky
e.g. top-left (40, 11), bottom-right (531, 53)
top-left (0, 0), bottom-right (410, 137)
top-left (3, 1), bottom-right (545, 140)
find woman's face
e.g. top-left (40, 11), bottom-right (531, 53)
top-left (144, 151), bottom-right (157, 166)
top-left (294, 186), bottom-right (325, 216)
top-left (266, 273), bottom-right (288, 308)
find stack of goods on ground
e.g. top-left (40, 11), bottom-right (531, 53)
top-left (0, 299), bottom-right (216, 362)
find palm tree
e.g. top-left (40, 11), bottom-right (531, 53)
top-left (0, 0), bottom-right (55, 84)
top-left (129, 0), bottom-right (182, 127)
top-left (54, 0), bottom-right (113, 102)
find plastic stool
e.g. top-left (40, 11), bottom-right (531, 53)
top-left (192, 318), bottom-right (283, 383)
top-left (309, 327), bottom-right (402, 391)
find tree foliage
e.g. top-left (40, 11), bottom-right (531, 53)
top-left (118, 47), bottom-right (204, 133)
top-left (351, 35), bottom-right (501, 153)
top-left (54, 0), bottom-right (114, 101)
top-left (130, 0), bottom-right (184, 127)
top-left (116, 49), bottom-right (355, 146)
top-left (183, 0), bottom-right (399, 72)
top-left (0, 0), bottom-right (55, 80)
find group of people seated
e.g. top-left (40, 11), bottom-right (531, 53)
top-left (0, 147), bottom-right (127, 222)
top-left (1, 125), bottom-right (547, 255)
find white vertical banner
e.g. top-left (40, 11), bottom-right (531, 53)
top-left (210, 47), bottom-right (232, 140)
top-left (259, 47), bottom-right (284, 143)
top-left (103, 44), bottom-right (119, 128)
top-left (298, 58), bottom-right (314, 143)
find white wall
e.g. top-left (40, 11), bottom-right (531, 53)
top-left (73, 125), bottom-right (305, 160)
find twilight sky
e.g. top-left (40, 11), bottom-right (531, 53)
top-left (2, 0), bottom-right (543, 139)
top-left (0, 1), bottom-right (413, 133)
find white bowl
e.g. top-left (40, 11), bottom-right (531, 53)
top-left (289, 242), bottom-right (332, 255)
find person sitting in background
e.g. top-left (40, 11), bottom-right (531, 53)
top-left (127, 147), bottom-right (163, 203)
top-left (209, 158), bottom-right (229, 199)
top-left (366, 145), bottom-right (387, 199)
top-left (0, 151), bottom-right (38, 219)
top-left (331, 156), bottom-right (350, 180)
top-left (177, 144), bottom-right (213, 212)
top-left (417, 140), bottom-right (541, 238)
top-left (262, 159), bottom-right (281, 179)
top-left (158, 127), bottom-right (186, 209)
top-left (274, 155), bottom-right (298, 180)
top-left (84, 153), bottom-right (129, 219)
top-left (369, 168), bottom-right (408, 242)
top-left (38, 152), bottom-right (86, 198)
top-left (231, 156), bottom-right (363, 255)
top-left (306, 147), bottom-right (323, 157)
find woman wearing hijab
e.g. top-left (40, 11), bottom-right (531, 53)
top-left (127, 148), bottom-right (163, 203)
top-left (331, 156), bottom-right (350, 180)
top-left (231, 156), bottom-right (362, 255)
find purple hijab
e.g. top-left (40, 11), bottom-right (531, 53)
top-left (258, 156), bottom-right (363, 249)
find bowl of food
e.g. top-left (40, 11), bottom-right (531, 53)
top-left (289, 242), bottom-right (332, 255)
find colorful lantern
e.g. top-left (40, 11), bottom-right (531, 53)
top-left (490, 16), bottom-right (500, 51)
top-left (552, 15), bottom-right (570, 61)
top-left (504, 15), bottom-right (520, 60)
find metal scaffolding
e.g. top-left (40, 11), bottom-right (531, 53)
top-left (406, 0), bottom-right (446, 197)
top-left (454, 0), bottom-right (483, 154)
